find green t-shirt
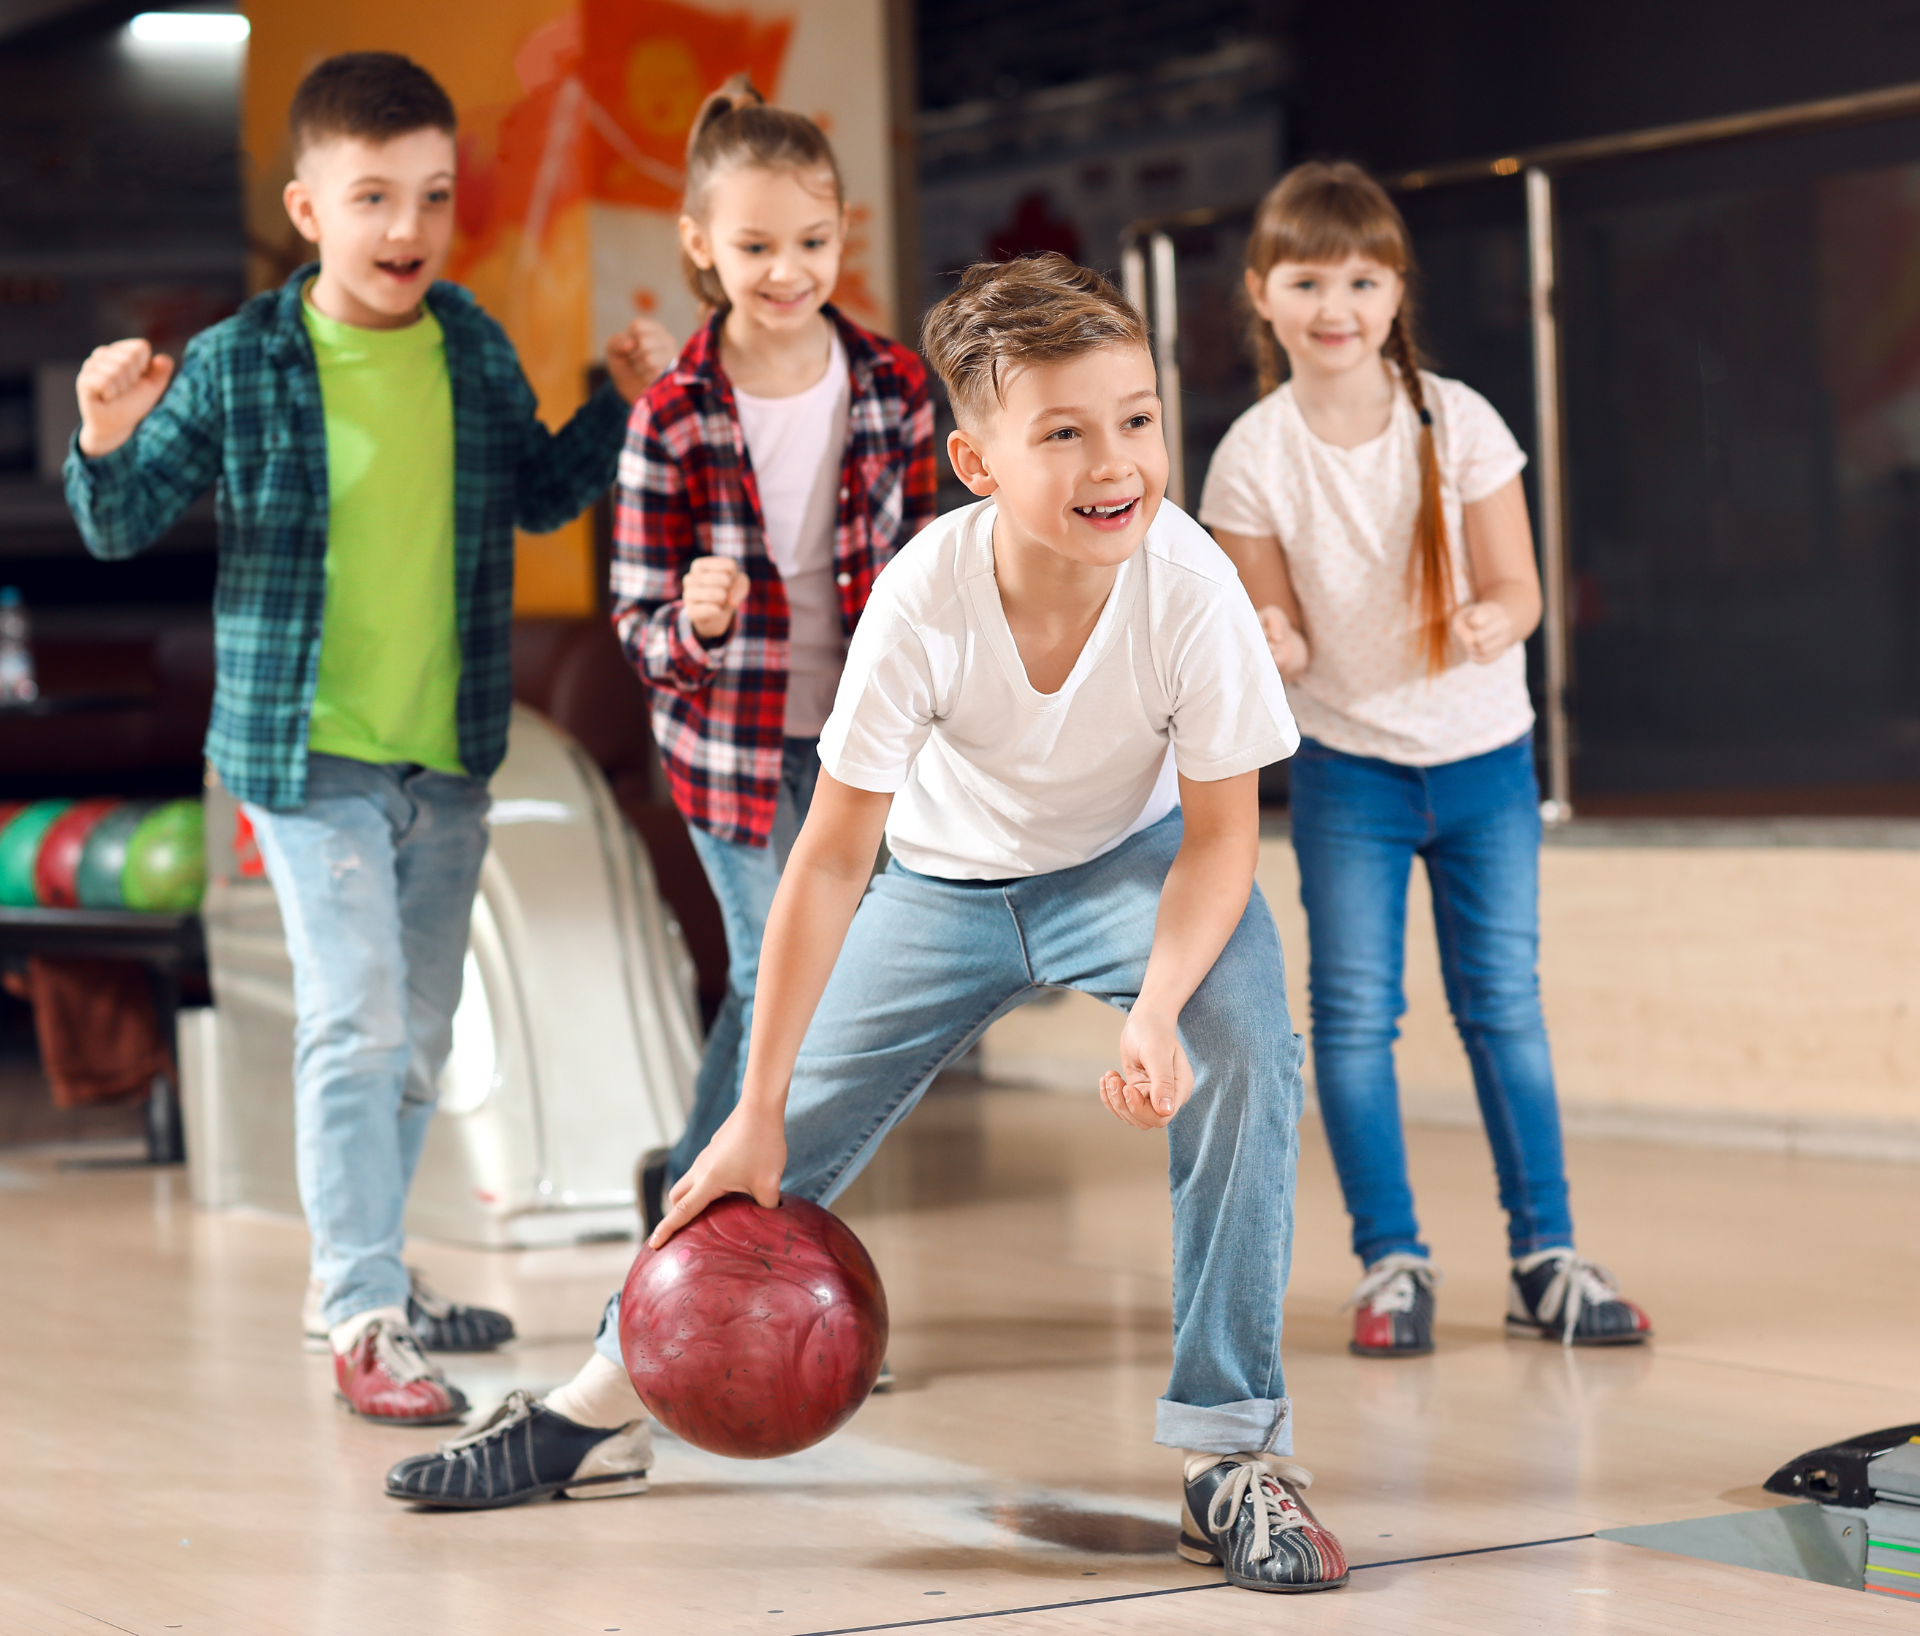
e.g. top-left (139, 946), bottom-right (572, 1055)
top-left (302, 290), bottom-right (464, 773)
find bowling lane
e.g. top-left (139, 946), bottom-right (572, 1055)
top-left (3, 1084), bottom-right (1915, 1634)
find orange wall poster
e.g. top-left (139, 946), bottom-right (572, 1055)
top-left (243, 0), bottom-right (899, 615)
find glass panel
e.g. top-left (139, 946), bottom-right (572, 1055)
top-left (1555, 121), bottom-right (1920, 814)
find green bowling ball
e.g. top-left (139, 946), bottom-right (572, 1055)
top-left (122, 799), bottom-right (206, 913)
top-left (0, 799), bottom-right (73, 907)
top-left (75, 802), bottom-right (155, 909)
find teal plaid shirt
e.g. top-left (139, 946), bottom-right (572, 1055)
top-left (65, 265), bottom-right (627, 810)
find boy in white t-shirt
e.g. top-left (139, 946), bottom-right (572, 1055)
top-left (667, 253), bottom-right (1346, 1593)
top-left (384, 254), bottom-right (1350, 1597)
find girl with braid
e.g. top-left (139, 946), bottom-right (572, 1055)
top-left (1200, 162), bottom-right (1652, 1356)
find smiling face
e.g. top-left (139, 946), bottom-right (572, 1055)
top-left (947, 342), bottom-right (1168, 571)
top-left (681, 163), bottom-right (844, 337)
top-left (284, 128), bottom-right (457, 329)
top-left (1248, 253), bottom-right (1403, 384)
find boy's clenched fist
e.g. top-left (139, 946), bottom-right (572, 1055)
top-left (76, 339), bottom-right (175, 458)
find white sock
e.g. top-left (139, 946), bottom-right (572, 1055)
top-left (545, 1352), bottom-right (647, 1430)
top-left (328, 1303), bottom-right (409, 1355)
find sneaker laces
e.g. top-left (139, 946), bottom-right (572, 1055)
top-left (368, 1317), bottom-right (443, 1386)
top-left (1203, 1454), bottom-right (1315, 1563)
top-left (437, 1388), bottom-right (538, 1454)
top-left (1516, 1248), bottom-right (1623, 1347)
top-left (1342, 1252), bottom-right (1441, 1315)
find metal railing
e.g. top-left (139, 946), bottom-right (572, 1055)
top-left (1120, 79), bottom-right (1920, 822)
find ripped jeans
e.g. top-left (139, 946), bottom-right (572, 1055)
top-left (245, 753), bottom-right (490, 1329)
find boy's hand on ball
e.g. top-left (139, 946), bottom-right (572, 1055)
top-left (76, 339), bottom-right (174, 457)
top-left (684, 555), bottom-right (749, 641)
top-left (1258, 604), bottom-right (1311, 679)
top-left (1452, 600), bottom-right (1515, 664)
top-left (650, 1105), bottom-right (785, 1248)
top-left (604, 316), bottom-right (679, 403)
top-left (1102, 1011), bottom-right (1193, 1130)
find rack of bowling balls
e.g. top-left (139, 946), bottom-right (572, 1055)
top-left (0, 798), bottom-right (205, 913)
top-left (0, 797), bottom-right (206, 1165)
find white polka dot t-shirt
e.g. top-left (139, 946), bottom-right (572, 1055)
top-left (1199, 371), bottom-right (1532, 767)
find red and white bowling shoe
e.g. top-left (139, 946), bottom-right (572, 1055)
top-left (334, 1314), bottom-right (470, 1425)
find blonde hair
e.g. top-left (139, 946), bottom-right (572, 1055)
top-left (681, 75), bottom-right (843, 311)
top-left (920, 253), bottom-right (1148, 426)
top-left (1245, 161), bottom-right (1453, 674)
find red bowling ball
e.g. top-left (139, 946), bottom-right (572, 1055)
top-left (618, 1193), bottom-right (888, 1460)
top-left (33, 799), bottom-right (119, 908)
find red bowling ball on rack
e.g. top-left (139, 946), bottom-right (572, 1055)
top-left (618, 1193), bottom-right (888, 1460)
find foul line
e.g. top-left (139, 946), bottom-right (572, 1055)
top-left (785, 1533), bottom-right (1597, 1635)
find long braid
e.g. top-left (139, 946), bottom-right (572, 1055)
top-left (1384, 314), bottom-right (1452, 675)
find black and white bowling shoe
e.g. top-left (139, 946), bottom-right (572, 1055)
top-left (404, 1269), bottom-right (517, 1352)
top-left (304, 1268), bottom-right (516, 1354)
top-left (1178, 1453), bottom-right (1350, 1593)
top-left (384, 1390), bottom-right (652, 1509)
top-left (1506, 1248), bottom-right (1652, 1345)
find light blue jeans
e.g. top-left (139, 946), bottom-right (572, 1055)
top-left (597, 809), bottom-right (1306, 1456)
top-left (1288, 733), bottom-right (1574, 1268)
top-left (245, 754), bottom-right (490, 1329)
top-left (669, 738), bottom-right (823, 1186)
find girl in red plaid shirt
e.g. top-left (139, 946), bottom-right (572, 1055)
top-left (610, 79), bottom-right (935, 1210)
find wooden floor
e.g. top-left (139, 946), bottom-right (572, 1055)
top-left (4, 1081), bottom-right (1917, 1635)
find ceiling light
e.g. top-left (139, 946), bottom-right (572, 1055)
top-left (128, 13), bottom-right (250, 44)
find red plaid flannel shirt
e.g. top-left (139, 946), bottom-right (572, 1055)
top-left (611, 307), bottom-right (936, 846)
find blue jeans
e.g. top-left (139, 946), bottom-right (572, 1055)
top-left (245, 754), bottom-right (490, 1328)
top-left (598, 809), bottom-right (1306, 1456)
top-left (669, 737), bottom-right (823, 1186)
top-left (1288, 733), bottom-right (1574, 1268)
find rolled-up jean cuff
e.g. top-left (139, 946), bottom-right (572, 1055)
top-left (1155, 1397), bottom-right (1292, 1456)
top-left (592, 1291), bottom-right (623, 1366)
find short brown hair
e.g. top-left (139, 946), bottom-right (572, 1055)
top-left (289, 53), bottom-right (457, 163)
top-left (682, 75), bottom-right (842, 311)
top-left (920, 253), bottom-right (1148, 425)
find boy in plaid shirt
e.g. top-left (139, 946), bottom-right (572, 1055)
top-left (65, 52), bottom-right (669, 1424)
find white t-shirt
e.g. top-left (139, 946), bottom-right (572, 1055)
top-left (735, 329), bottom-right (852, 737)
top-left (1199, 371), bottom-right (1533, 766)
top-left (818, 497), bottom-right (1299, 880)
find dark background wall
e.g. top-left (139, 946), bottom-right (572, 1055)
top-left (1293, 0), bottom-right (1920, 170)
top-left (11, 0), bottom-right (1920, 810)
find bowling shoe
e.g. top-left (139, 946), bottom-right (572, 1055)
top-left (384, 1390), bottom-right (653, 1509)
top-left (1178, 1453), bottom-right (1350, 1592)
top-left (405, 1269), bottom-right (517, 1352)
top-left (303, 1268), bottom-right (516, 1354)
top-left (335, 1316), bottom-right (471, 1426)
top-left (1345, 1253), bottom-right (1439, 1357)
top-left (1506, 1248), bottom-right (1653, 1345)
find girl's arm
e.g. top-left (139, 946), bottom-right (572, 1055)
top-left (1212, 530), bottom-right (1311, 679)
top-left (609, 397), bottom-right (735, 694)
top-left (650, 771), bottom-right (893, 1244)
top-left (1454, 475), bottom-right (1543, 663)
top-left (1103, 769), bottom-right (1260, 1129)
top-left (901, 373), bottom-right (937, 538)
